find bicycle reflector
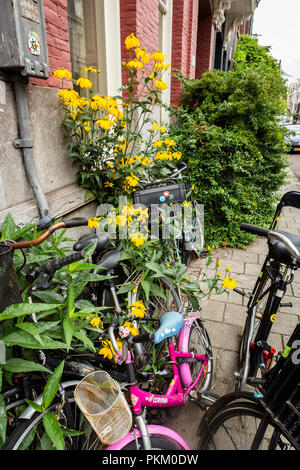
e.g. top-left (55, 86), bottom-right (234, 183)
top-left (74, 371), bottom-right (132, 445)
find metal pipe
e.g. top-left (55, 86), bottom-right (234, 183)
top-left (13, 79), bottom-right (49, 219)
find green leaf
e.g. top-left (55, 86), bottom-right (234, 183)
top-left (141, 280), bottom-right (151, 302)
top-left (43, 412), bottom-right (65, 450)
top-left (1, 330), bottom-right (66, 349)
top-left (117, 283), bottom-right (136, 294)
top-left (63, 319), bottom-right (74, 352)
top-left (24, 399), bottom-right (43, 413)
top-left (0, 393), bottom-right (6, 446)
top-left (16, 322), bottom-right (44, 345)
top-left (3, 358), bottom-right (51, 374)
top-left (42, 360), bottom-right (65, 410)
top-left (73, 330), bottom-right (96, 352)
top-left (0, 303), bottom-right (56, 321)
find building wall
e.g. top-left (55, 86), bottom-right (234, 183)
top-left (0, 0), bottom-right (257, 228)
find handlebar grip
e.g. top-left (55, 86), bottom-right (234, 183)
top-left (42, 251), bottom-right (85, 276)
top-left (240, 223), bottom-right (269, 238)
top-left (130, 333), bottom-right (154, 344)
top-left (63, 217), bottom-right (89, 228)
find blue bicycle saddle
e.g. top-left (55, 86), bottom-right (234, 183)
top-left (153, 311), bottom-right (184, 344)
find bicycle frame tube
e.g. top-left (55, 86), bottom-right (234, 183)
top-left (128, 344), bottom-right (208, 414)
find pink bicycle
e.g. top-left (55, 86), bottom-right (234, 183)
top-left (74, 310), bottom-right (214, 450)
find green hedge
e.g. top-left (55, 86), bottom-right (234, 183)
top-left (170, 36), bottom-right (289, 248)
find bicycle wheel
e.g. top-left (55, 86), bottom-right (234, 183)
top-left (2, 389), bottom-right (103, 450)
top-left (180, 318), bottom-right (213, 395)
top-left (198, 401), bottom-right (294, 450)
top-left (120, 435), bottom-right (187, 450)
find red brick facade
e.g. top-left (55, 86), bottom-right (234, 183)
top-left (30, 0), bottom-right (72, 89)
top-left (31, 0), bottom-right (252, 104)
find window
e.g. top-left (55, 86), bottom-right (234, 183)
top-left (67, 0), bottom-right (121, 96)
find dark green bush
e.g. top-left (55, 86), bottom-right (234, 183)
top-left (170, 36), bottom-right (289, 248)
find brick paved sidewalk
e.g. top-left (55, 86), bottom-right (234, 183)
top-left (166, 166), bottom-right (300, 449)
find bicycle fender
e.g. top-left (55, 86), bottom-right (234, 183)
top-left (105, 424), bottom-right (190, 450)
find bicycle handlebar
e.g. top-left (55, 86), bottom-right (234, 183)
top-left (11, 217), bottom-right (89, 250)
top-left (240, 223), bottom-right (300, 260)
top-left (139, 163), bottom-right (188, 186)
top-left (34, 251), bottom-right (86, 290)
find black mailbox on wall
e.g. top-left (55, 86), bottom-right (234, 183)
top-left (0, 0), bottom-right (49, 79)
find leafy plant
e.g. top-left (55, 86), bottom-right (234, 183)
top-left (170, 35), bottom-right (289, 248)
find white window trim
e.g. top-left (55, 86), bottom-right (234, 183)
top-left (159, 0), bottom-right (173, 123)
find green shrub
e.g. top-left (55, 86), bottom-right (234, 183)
top-left (170, 36), bottom-right (289, 248)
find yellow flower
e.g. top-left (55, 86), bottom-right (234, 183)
top-left (135, 47), bottom-right (150, 64)
top-left (98, 339), bottom-right (122, 362)
top-left (226, 265), bottom-right (231, 271)
top-left (153, 140), bottom-right (163, 148)
top-left (82, 66), bottom-right (98, 73)
top-left (95, 119), bottom-right (114, 130)
top-left (57, 87), bottom-right (78, 102)
top-left (104, 181), bottom-right (114, 188)
top-left (90, 316), bottom-right (103, 329)
top-left (165, 138), bottom-right (176, 147)
top-left (127, 59), bottom-right (144, 70)
top-left (129, 232), bottom-right (147, 247)
top-left (217, 260), bottom-right (221, 267)
top-left (217, 271), bottom-right (221, 277)
top-left (88, 217), bottom-right (102, 229)
top-left (122, 321), bottom-right (139, 336)
top-left (83, 121), bottom-right (90, 132)
top-left (125, 173), bottom-right (139, 188)
top-left (115, 215), bottom-right (127, 227)
top-left (152, 122), bottom-right (166, 133)
top-left (76, 76), bottom-right (92, 89)
top-left (54, 67), bottom-right (72, 80)
top-left (155, 79), bottom-right (168, 91)
top-left (125, 33), bottom-right (140, 50)
top-left (182, 201), bottom-right (191, 206)
top-left (172, 151), bottom-right (182, 160)
top-left (222, 277), bottom-right (237, 290)
top-left (130, 300), bottom-right (146, 318)
top-left (151, 50), bottom-right (166, 63)
top-left (108, 107), bottom-right (124, 120)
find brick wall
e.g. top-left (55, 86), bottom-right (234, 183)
top-left (171, 0), bottom-right (199, 106)
top-left (195, 12), bottom-right (215, 78)
top-left (120, 0), bottom-right (159, 94)
top-left (30, 0), bottom-right (72, 89)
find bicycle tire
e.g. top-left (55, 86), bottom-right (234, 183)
top-left (1, 389), bottom-right (104, 450)
top-left (180, 318), bottom-right (213, 395)
top-left (198, 400), bottom-right (294, 450)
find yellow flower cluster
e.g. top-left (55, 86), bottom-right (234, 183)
top-left (222, 277), bottom-right (237, 290)
top-left (155, 151), bottom-right (182, 161)
top-left (129, 300), bottom-right (146, 318)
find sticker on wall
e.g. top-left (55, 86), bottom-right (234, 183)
top-left (28, 30), bottom-right (41, 56)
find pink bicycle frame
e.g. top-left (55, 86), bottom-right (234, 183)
top-left (106, 317), bottom-right (208, 450)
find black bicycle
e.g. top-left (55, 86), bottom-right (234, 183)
top-left (197, 228), bottom-right (300, 450)
top-left (234, 191), bottom-right (300, 390)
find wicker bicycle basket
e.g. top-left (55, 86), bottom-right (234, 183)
top-left (0, 243), bottom-right (22, 313)
top-left (74, 371), bottom-right (132, 445)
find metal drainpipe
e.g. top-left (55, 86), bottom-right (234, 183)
top-left (13, 78), bottom-right (50, 220)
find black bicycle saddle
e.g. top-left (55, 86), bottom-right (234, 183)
top-left (268, 229), bottom-right (300, 266)
top-left (73, 233), bottom-right (110, 252)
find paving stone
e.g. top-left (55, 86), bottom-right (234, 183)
top-left (231, 249), bottom-right (259, 264)
top-left (270, 311), bottom-right (297, 336)
top-left (224, 303), bottom-right (247, 327)
top-left (245, 262), bottom-right (261, 276)
top-left (200, 299), bottom-right (225, 322)
top-left (204, 320), bottom-right (243, 351)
